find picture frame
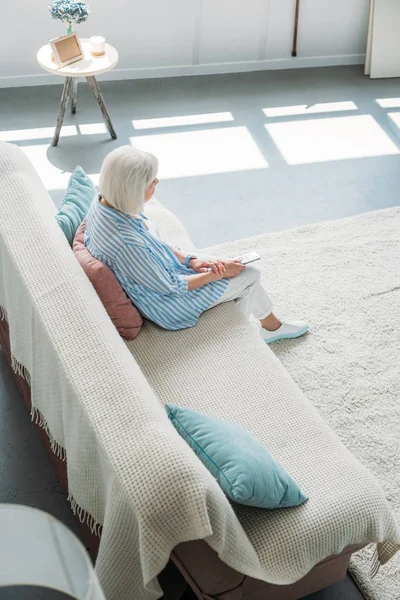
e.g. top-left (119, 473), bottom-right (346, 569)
top-left (50, 32), bottom-right (84, 68)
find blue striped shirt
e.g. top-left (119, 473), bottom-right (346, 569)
top-left (84, 197), bottom-right (229, 330)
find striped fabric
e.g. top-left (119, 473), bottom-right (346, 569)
top-left (84, 197), bottom-right (228, 330)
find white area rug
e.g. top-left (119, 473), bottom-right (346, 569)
top-left (203, 207), bottom-right (400, 600)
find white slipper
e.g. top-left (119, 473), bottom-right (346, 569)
top-left (261, 320), bottom-right (308, 344)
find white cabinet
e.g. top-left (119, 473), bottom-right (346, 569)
top-left (366, 0), bottom-right (400, 78)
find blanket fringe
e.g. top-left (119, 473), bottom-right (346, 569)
top-left (370, 545), bottom-right (381, 577)
top-left (0, 333), bottom-right (103, 539)
top-left (0, 304), bottom-right (7, 322)
top-left (0, 306), bottom-right (31, 386)
top-left (11, 355), bottom-right (31, 386)
top-left (68, 492), bottom-right (103, 537)
top-left (31, 404), bottom-right (102, 536)
top-left (370, 541), bottom-right (400, 577)
top-left (30, 406), bottom-right (67, 460)
top-left (32, 404), bottom-right (102, 536)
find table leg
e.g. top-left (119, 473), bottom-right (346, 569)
top-left (71, 78), bottom-right (78, 114)
top-left (52, 77), bottom-right (72, 147)
top-left (86, 76), bottom-right (117, 140)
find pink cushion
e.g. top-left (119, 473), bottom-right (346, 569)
top-left (73, 221), bottom-right (143, 340)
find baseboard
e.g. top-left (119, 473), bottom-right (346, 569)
top-left (0, 54), bottom-right (365, 88)
top-left (185, 54), bottom-right (365, 76)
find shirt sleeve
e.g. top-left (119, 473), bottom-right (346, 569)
top-left (117, 244), bottom-right (189, 297)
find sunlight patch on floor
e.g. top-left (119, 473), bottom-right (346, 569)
top-left (0, 123), bottom-right (109, 142)
top-left (130, 127), bottom-right (268, 178)
top-left (376, 98), bottom-right (400, 108)
top-left (387, 112), bottom-right (400, 130)
top-left (263, 101), bottom-right (358, 118)
top-left (19, 144), bottom-right (99, 191)
top-left (78, 123), bottom-right (108, 135)
top-left (265, 115), bottom-right (400, 165)
top-left (0, 126), bottom-right (77, 142)
top-left (132, 112), bottom-right (234, 130)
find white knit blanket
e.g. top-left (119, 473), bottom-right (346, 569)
top-left (0, 143), bottom-right (399, 600)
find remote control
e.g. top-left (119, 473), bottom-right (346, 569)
top-left (234, 251), bottom-right (261, 265)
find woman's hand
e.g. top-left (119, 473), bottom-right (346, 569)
top-left (189, 258), bottom-right (226, 276)
top-left (186, 260), bottom-right (245, 290)
top-left (221, 260), bottom-right (246, 278)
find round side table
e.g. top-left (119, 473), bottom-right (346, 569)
top-left (37, 39), bottom-right (118, 147)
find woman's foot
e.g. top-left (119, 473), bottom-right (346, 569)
top-left (260, 320), bottom-right (309, 344)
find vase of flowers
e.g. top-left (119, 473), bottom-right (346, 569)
top-left (49, 0), bottom-right (89, 34)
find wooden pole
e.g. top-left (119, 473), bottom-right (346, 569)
top-left (292, 0), bottom-right (301, 57)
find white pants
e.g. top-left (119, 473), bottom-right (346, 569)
top-left (210, 266), bottom-right (273, 320)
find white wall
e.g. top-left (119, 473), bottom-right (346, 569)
top-left (1, 0), bottom-right (369, 87)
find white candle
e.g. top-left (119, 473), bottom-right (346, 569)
top-left (90, 36), bottom-right (106, 55)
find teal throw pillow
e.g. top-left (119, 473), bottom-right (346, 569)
top-left (166, 403), bottom-right (308, 509)
top-left (56, 166), bottom-right (97, 245)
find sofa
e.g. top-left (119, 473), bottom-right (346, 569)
top-left (0, 142), bottom-right (398, 600)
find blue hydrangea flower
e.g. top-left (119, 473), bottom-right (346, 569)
top-left (49, 1), bottom-right (90, 25)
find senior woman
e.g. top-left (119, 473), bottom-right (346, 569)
top-left (85, 146), bottom-right (308, 343)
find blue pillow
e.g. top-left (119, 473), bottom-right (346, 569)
top-left (56, 166), bottom-right (97, 245)
top-left (166, 403), bottom-right (308, 509)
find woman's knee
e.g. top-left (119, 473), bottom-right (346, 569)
top-left (234, 266), bottom-right (261, 296)
top-left (245, 265), bottom-right (261, 284)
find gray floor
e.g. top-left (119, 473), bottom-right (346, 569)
top-left (2, 64), bottom-right (400, 598)
top-left (1, 65), bottom-right (400, 247)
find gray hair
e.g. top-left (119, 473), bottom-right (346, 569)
top-left (99, 145), bottom-right (158, 214)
